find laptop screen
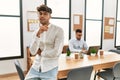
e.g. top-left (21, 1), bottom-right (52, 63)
top-left (87, 46), bottom-right (100, 55)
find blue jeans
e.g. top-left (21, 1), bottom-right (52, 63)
top-left (25, 67), bottom-right (58, 80)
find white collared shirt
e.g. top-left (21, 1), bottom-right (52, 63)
top-left (29, 24), bottom-right (64, 72)
top-left (69, 38), bottom-right (88, 52)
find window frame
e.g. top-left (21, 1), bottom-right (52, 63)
top-left (115, 0), bottom-right (120, 47)
top-left (0, 0), bottom-right (23, 60)
top-left (84, 0), bottom-right (104, 49)
top-left (45, 0), bottom-right (71, 45)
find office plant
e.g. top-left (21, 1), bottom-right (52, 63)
top-left (90, 48), bottom-right (97, 56)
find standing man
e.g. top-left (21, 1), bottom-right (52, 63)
top-left (25, 5), bottom-right (64, 80)
top-left (69, 29), bottom-right (88, 53)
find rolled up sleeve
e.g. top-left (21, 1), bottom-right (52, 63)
top-left (29, 29), bottom-right (40, 55)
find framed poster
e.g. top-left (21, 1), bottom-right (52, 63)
top-left (73, 14), bottom-right (83, 30)
top-left (104, 17), bottom-right (115, 39)
top-left (27, 11), bottom-right (39, 32)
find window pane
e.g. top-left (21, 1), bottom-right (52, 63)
top-left (0, 0), bottom-right (20, 15)
top-left (116, 22), bottom-right (120, 46)
top-left (86, 20), bottom-right (102, 46)
top-left (50, 19), bottom-right (69, 45)
top-left (47, 0), bottom-right (69, 18)
top-left (0, 17), bottom-right (21, 58)
top-left (86, 0), bottom-right (102, 19)
top-left (117, 0), bottom-right (120, 20)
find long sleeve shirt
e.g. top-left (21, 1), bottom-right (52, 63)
top-left (29, 24), bottom-right (64, 72)
top-left (69, 38), bottom-right (88, 53)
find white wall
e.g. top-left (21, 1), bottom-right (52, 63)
top-left (71, 0), bottom-right (84, 39)
top-left (102, 0), bottom-right (117, 50)
top-left (0, 0), bottom-right (118, 75)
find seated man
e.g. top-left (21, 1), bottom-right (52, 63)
top-left (69, 29), bottom-right (88, 53)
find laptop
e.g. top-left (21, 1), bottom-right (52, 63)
top-left (87, 46), bottom-right (100, 55)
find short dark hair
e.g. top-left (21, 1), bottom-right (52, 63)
top-left (75, 29), bottom-right (82, 33)
top-left (37, 5), bottom-right (52, 14)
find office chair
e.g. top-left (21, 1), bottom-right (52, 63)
top-left (94, 62), bottom-right (120, 80)
top-left (117, 47), bottom-right (120, 50)
top-left (108, 49), bottom-right (120, 54)
top-left (101, 49), bottom-right (120, 72)
top-left (14, 60), bottom-right (25, 80)
top-left (67, 66), bottom-right (93, 80)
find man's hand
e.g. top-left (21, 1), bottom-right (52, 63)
top-left (82, 50), bottom-right (88, 54)
top-left (36, 25), bottom-right (48, 37)
top-left (37, 48), bottom-right (42, 55)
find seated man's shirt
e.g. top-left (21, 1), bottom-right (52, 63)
top-left (69, 38), bottom-right (88, 52)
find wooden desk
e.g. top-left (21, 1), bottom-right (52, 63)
top-left (30, 51), bottom-right (120, 79)
top-left (57, 52), bottom-right (120, 79)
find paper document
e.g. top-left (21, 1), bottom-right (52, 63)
top-left (74, 16), bottom-right (80, 24)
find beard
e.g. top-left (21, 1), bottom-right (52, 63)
top-left (77, 37), bottom-right (81, 40)
top-left (40, 20), bottom-right (48, 25)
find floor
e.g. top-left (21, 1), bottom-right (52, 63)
top-left (0, 75), bottom-right (19, 80)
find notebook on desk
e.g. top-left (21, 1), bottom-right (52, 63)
top-left (87, 46), bottom-right (100, 55)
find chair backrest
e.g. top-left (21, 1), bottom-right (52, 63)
top-left (67, 66), bottom-right (93, 80)
top-left (14, 60), bottom-right (25, 80)
top-left (113, 62), bottom-right (120, 78)
top-left (108, 49), bottom-right (120, 54)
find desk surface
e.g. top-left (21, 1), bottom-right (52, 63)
top-left (58, 51), bottom-right (120, 71)
top-left (31, 51), bottom-right (120, 79)
top-left (57, 51), bottom-right (120, 79)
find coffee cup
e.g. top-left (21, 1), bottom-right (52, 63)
top-left (100, 50), bottom-right (104, 55)
top-left (75, 53), bottom-right (79, 59)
